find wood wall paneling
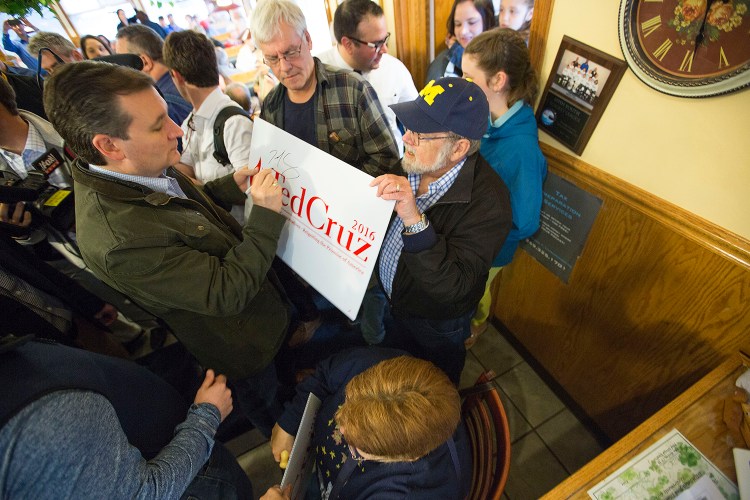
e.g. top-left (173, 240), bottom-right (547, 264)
top-left (394, 0), bottom-right (430, 88)
top-left (396, 0), bottom-right (555, 89)
top-left (493, 144), bottom-right (750, 441)
top-left (528, 0), bottom-right (555, 76)
top-left (434, 0), bottom-right (453, 64)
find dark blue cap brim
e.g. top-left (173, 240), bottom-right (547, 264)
top-left (390, 100), bottom-right (449, 135)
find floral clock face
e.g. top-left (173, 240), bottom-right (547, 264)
top-left (618, 0), bottom-right (750, 97)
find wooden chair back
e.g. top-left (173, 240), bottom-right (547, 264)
top-left (461, 371), bottom-right (512, 500)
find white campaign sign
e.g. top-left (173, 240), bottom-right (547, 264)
top-left (246, 118), bottom-right (395, 320)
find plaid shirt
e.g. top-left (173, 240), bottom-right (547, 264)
top-left (379, 158), bottom-right (466, 298)
top-left (260, 58), bottom-right (398, 177)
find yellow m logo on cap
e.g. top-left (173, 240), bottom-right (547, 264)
top-left (419, 80), bottom-right (445, 106)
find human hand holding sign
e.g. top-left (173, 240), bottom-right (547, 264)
top-left (270, 422), bottom-right (294, 463)
top-left (370, 174), bottom-right (421, 227)
top-left (260, 484), bottom-right (291, 499)
top-left (248, 168), bottom-right (282, 213)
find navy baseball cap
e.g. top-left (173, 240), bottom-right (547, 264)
top-left (390, 77), bottom-right (489, 140)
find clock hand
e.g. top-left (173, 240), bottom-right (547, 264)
top-left (694, 0), bottom-right (715, 50)
top-left (694, 0), bottom-right (731, 49)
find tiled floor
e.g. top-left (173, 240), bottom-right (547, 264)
top-left (234, 322), bottom-right (606, 500)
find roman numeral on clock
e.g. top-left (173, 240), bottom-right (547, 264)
top-left (641, 15), bottom-right (661, 37)
top-left (679, 50), bottom-right (694, 72)
top-left (653, 38), bottom-right (673, 61)
top-left (719, 46), bottom-right (730, 68)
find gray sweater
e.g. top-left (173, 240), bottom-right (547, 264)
top-left (0, 390), bottom-right (220, 499)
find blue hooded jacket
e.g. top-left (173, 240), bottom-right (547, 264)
top-left (480, 102), bottom-right (547, 267)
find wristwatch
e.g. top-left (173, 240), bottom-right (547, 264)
top-left (403, 213), bottom-right (429, 234)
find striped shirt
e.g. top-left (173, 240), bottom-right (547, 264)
top-left (0, 119), bottom-right (48, 178)
top-left (379, 158), bottom-right (466, 297)
top-left (88, 166), bottom-right (187, 199)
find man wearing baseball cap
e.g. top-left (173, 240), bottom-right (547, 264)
top-left (369, 76), bottom-right (512, 384)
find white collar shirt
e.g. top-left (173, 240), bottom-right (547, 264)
top-left (179, 87), bottom-right (253, 183)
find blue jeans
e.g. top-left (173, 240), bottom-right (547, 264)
top-left (389, 312), bottom-right (472, 385)
top-left (360, 286), bottom-right (388, 345)
top-left (230, 361), bottom-right (283, 437)
top-left (181, 442), bottom-right (253, 499)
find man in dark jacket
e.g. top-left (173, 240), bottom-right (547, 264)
top-left (370, 77), bottom-right (512, 384)
top-left (42, 60), bottom-right (290, 436)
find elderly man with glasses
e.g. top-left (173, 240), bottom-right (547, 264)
top-left (317, 0), bottom-right (419, 157)
top-left (251, 0), bottom-right (398, 177)
top-left (369, 77), bottom-right (512, 385)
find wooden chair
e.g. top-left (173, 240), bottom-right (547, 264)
top-left (461, 370), bottom-right (512, 500)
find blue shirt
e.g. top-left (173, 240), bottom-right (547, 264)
top-left (283, 93), bottom-right (316, 147)
top-left (379, 159), bottom-right (465, 297)
top-left (156, 72), bottom-right (192, 129)
top-left (2, 34), bottom-right (40, 73)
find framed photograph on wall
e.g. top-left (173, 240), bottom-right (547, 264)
top-left (536, 36), bottom-right (627, 155)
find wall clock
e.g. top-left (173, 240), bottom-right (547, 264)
top-left (618, 0), bottom-right (750, 97)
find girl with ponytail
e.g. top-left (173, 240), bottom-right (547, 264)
top-left (462, 28), bottom-right (547, 345)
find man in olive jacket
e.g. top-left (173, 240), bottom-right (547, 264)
top-left (43, 60), bottom-right (290, 436)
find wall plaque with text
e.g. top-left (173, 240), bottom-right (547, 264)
top-left (521, 172), bottom-right (602, 283)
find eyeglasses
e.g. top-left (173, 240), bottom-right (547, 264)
top-left (346, 32), bottom-right (390, 51)
top-left (183, 113), bottom-right (195, 149)
top-left (263, 44), bottom-right (303, 66)
top-left (405, 129), bottom-right (455, 146)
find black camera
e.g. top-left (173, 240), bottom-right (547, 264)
top-left (0, 150), bottom-right (75, 237)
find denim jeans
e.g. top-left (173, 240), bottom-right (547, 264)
top-left (359, 286), bottom-right (388, 345)
top-left (229, 361), bottom-right (283, 437)
top-left (389, 312), bottom-right (472, 385)
top-left (181, 442), bottom-right (253, 500)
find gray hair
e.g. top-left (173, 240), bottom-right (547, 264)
top-left (28, 32), bottom-right (77, 59)
top-left (466, 138), bottom-right (481, 156)
top-left (251, 0), bottom-right (307, 44)
top-left (444, 132), bottom-right (481, 156)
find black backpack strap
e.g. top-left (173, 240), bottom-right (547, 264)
top-left (212, 105), bottom-right (252, 166)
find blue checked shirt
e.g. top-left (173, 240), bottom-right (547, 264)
top-left (0, 120), bottom-right (72, 188)
top-left (89, 166), bottom-right (188, 199)
top-left (379, 158), bottom-right (466, 298)
top-left (0, 120), bottom-right (47, 177)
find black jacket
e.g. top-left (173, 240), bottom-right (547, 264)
top-left (387, 152), bottom-right (512, 319)
top-left (0, 233), bottom-right (105, 338)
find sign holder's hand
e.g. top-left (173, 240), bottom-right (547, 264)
top-left (259, 484), bottom-right (292, 500)
top-left (270, 422), bottom-right (295, 463)
top-left (370, 174), bottom-right (421, 226)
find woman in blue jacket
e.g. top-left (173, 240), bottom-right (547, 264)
top-left (462, 28), bottom-right (547, 344)
top-left (262, 347), bottom-right (472, 499)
